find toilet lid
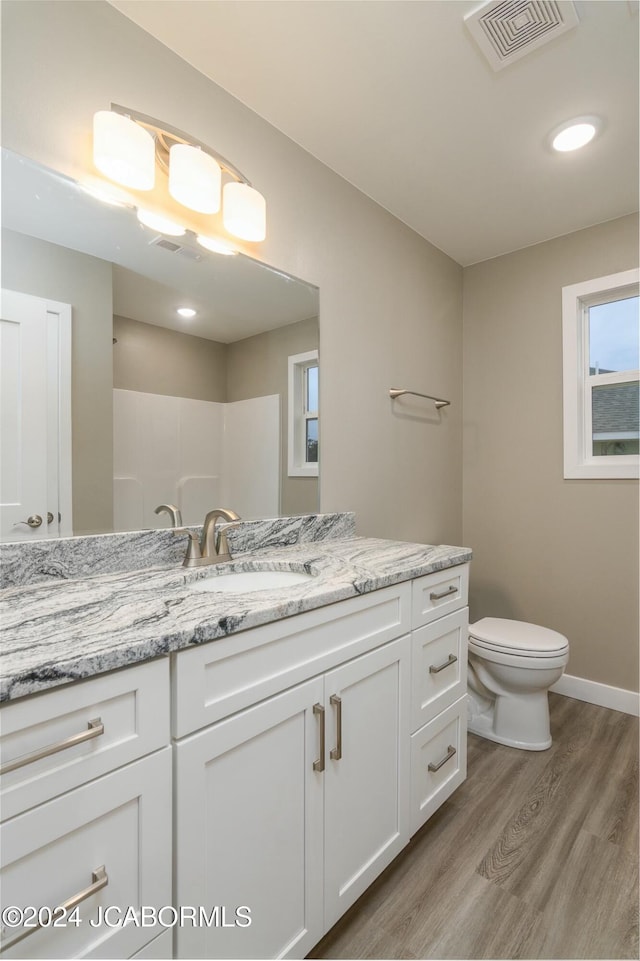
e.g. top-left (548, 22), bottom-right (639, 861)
top-left (469, 618), bottom-right (569, 657)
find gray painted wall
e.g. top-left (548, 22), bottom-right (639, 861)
top-left (113, 315), bottom-right (227, 402)
top-left (463, 214), bottom-right (639, 692)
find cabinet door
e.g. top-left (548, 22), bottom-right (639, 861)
top-left (323, 635), bottom-right (410, 929)
top-left (0, 749), bottom-right (171, 960)
top-left (175, 677), bottom-right (324, 960)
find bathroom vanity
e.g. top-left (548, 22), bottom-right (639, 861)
top-left (0, 515), bottom-right (470, 959)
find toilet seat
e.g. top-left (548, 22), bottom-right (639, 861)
top-left (469, 617), bottom-right (569, 658)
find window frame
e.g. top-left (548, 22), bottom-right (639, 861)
top-left (562, 268), bottom-right (639, 479)
top-left (287, 350), bottom-right (319, 477)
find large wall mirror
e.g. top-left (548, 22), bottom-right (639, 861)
top-left (1, 149), bottom-right (319, 541)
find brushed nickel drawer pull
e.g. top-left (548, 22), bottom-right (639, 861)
top-left (428, 744), bottom-right (457, 773)
top-left (0, 865), bottom-right (108, 952)
top-left (330, 695), bottom-right (342, 761)
top-left (429, 654), bottom-right (458, 675)
top-left (0, 718), bottom-right (104, 776)
top-left (430, 585), bottom-right (457, 601)
top-left (313, 703), bottom-right (325, 772)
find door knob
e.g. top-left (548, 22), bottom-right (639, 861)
top-left (17, 514), bottom-right (43, 528)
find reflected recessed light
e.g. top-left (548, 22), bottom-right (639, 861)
top-left (137, 208), bottom-right (186, 236)
top-left (196, 234), bottom-right (237, 256)
top-left (551, 117), bottom-right (600, 152)
top-left (177, 307), bottom-right (196, 319)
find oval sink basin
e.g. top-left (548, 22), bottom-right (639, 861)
top-left (188, 569), bottom-right (313, 594)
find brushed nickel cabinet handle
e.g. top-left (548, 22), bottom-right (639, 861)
top-left (428, 744), bottom-right (457, 773)
top-left (430, 585), bottom-right (457, 601)
top-left (330, 695), bottom-right (342, 761)
top-left (313, 703), bottom-right (325, 772)
top-left (429, 654), bottom-right (458, 675)
top-left (0, 718), bottom-right (104, 776)
top-left (0, 865), bottom-right (108, 952)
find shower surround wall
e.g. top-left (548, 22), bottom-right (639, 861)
top-left (113, 389), bottom-right (280, 529)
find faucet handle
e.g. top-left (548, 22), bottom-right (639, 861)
top-left (216, 523), bottom-right (240, 558)
top-left (171, 528), bottom-right (202, 565)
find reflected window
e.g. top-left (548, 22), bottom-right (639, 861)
top-left (288, 350), bottom-right (319, 476)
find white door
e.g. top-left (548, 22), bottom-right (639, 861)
top-left (175, 676), bottom-right (324, 960)
top-left (323, 635), bottom-right (411, 930)
top-left (0, 289), bottom-right (71, 540)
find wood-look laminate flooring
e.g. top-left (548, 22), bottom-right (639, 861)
top-left (308, 694), bottom-right (639, 961)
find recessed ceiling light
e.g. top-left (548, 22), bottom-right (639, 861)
top-left (177, 307), bottom-right (196, 319)
top-left (137, 208), bottom-right (186, 236)
top-left (551, 117), bottom-right (600, 152)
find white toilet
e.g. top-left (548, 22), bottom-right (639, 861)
top-left (467, 617), bottom-right (569, 751)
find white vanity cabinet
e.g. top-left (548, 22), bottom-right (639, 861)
top-left (0, 660), bottom-right (172, 960)
top-left (0, 557), bottom-right (470, 961)
top-left (173, 585), bottom-right (412, 960)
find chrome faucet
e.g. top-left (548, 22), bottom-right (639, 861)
top-left (174, 508), bottom-right (241, 568)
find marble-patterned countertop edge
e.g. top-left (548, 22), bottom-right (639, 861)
top-left (0, 537), bottom-right (472, 703)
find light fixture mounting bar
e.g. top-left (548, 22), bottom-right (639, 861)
top-left (110, 103), bottom-right (252, 186)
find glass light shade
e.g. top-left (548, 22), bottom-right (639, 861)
top-left (552, 121), bottom-right (597, 152)
top-left (93, 111), bottom-right (155, 190)
top-left (169, 144), bottom-right (221, 214)
top-left (223, 182), bottom-right (266, 242)
top-left (196, 234), bottom-right (237, 256)
top-left (137, 208), bottom-right (186, 237)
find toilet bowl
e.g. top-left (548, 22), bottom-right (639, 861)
top-left (467, 617), bottom-right (569, 751)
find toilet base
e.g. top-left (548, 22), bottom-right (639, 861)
top-left (468, 711), bottom-right (551, 751)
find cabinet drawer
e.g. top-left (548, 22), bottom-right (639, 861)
top-left (172, 582), bottom-right (411, 737)
top-left (410, 696), bottom-right (467, 836)
top-left (0, 659), bottom-right (170, 821)
top-left (411, 608), bottom-right (468, 730)
top-left (411, 563), bottom-right (469, 628)
top-left (0, 748), bottom-right (172, 960)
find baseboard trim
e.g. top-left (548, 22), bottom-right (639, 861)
top-left (551, 674), bottom-right (639, 717)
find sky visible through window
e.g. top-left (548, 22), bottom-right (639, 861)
top-left (589, 296), bottom-right (639, 373)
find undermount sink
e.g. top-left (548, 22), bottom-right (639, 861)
top-left (187, 568), bottom-right (314, 594)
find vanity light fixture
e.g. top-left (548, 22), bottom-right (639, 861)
top-left (176, 307), bottom-right (197, 319)
top-left (92, 105), bottom-right (267, 242)
top-left (93, 111), bottom-right (155, 190)
top-left (169, 144), bottom-right (221, 214)
top-left (136, 208), bottom-right (186, 237)
top-left (551, 116), bottom-right (600, 152)
top-left (196, 234), bottom-right (237, 256)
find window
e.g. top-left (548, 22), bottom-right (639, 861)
top-left (288, 350), bottom-right (319, 476)
top-left (562, 269), bottom-right (639, 479)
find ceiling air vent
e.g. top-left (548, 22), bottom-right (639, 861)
top-left (465, 0), bottom-right (579, 71)
top-left (149, 235), bottom-right (183, 253)
top-left (148, 235), bottom-right (203, 261)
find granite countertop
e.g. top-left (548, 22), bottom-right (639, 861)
top-left (0, 537), bottom-right (471, 702)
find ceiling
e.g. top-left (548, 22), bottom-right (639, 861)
top-left (108, 0), bottom-right (639, 266)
